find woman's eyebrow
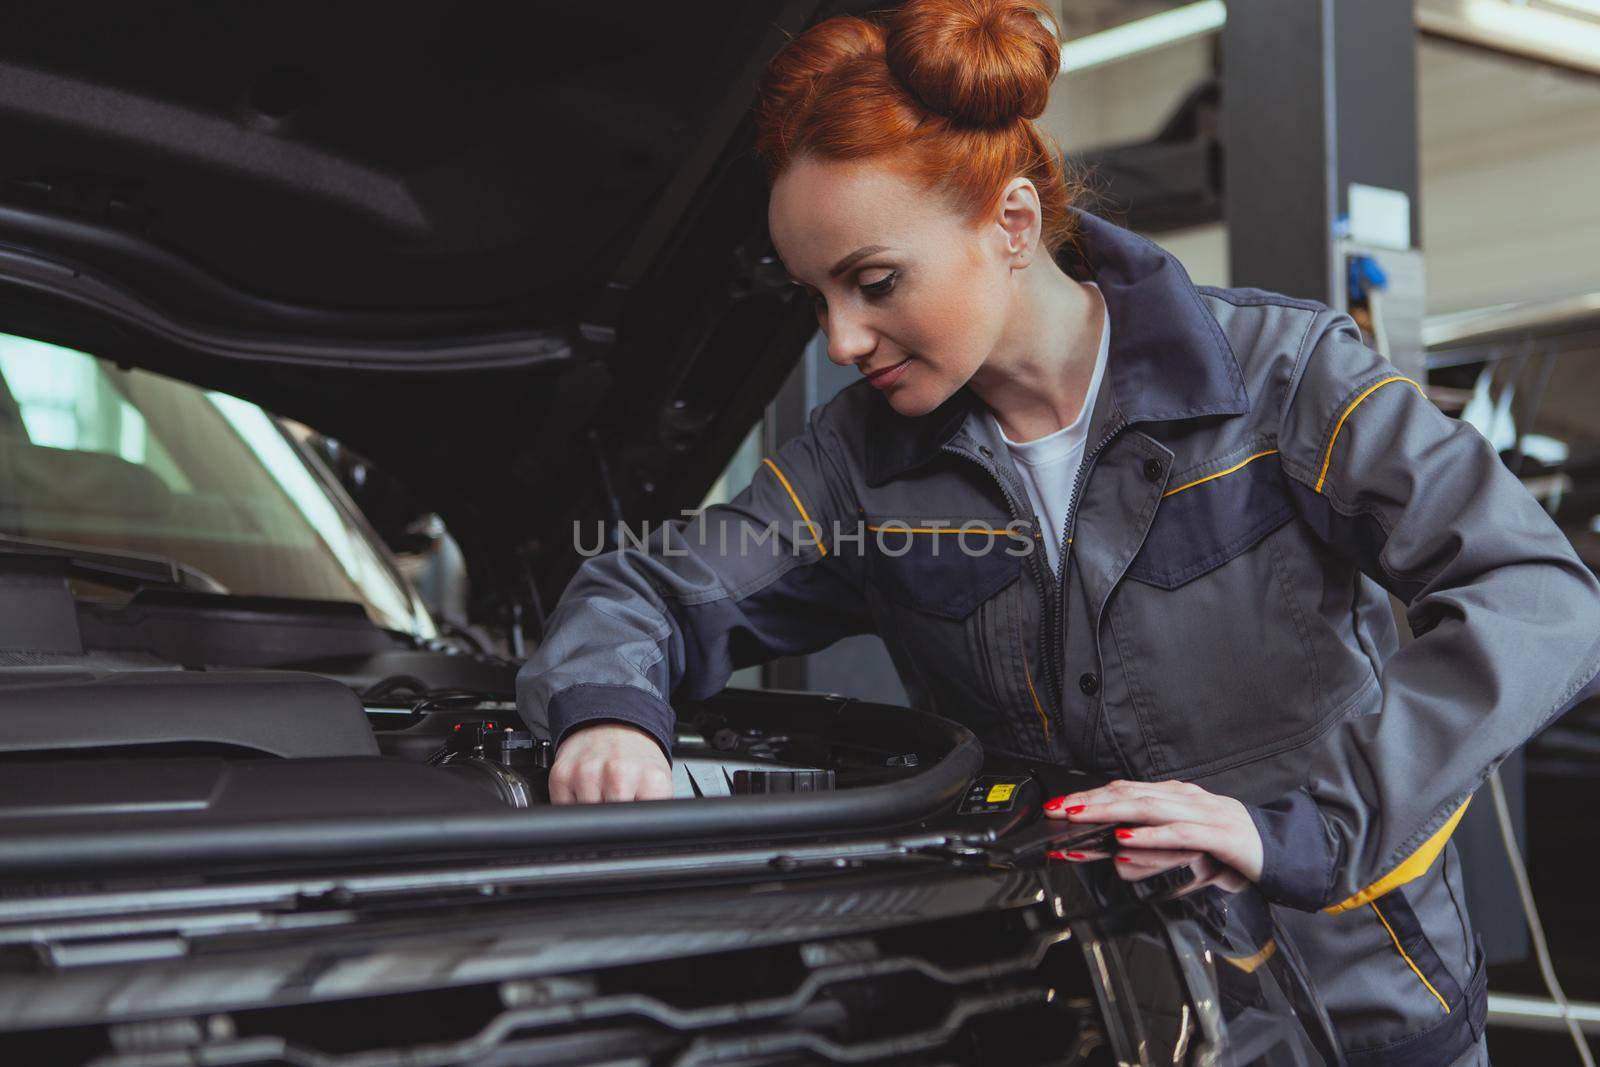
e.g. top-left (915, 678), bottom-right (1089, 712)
top-left (829, 244), bottom-right (890, 278)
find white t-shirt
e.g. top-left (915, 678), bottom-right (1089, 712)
top-left (988, 281), bottom-right (1111, 576)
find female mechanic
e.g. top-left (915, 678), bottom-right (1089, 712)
top-left (516, 2), bottom-right (1600, 1063)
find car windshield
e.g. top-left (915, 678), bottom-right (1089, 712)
top-left (0, 333), bottom-right (433, 638)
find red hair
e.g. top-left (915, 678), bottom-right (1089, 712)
top-left (753, 0), bottom-right (1077, 255)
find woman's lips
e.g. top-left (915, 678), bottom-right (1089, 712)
top-left (865, 358), bottom-right (912, 390)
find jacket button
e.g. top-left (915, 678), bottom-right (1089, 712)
top-left (1143, 458), bottom-right (1165, 482)
top-left (1079, 672), bottom-right (1100, 695)
top-left (978, 445), bottom-right (994, 459)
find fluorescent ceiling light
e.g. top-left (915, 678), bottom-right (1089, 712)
top-left (1461, 0), bottom-right (1600, 56)
top-left (1540, 0), bottom-right (1600, 19)
top-left (1061, 1), bottom-right (1227, 74)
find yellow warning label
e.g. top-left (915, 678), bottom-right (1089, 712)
top-left (985, 783), bottom-right (1016, 803)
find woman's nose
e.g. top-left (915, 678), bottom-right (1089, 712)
top-left (824, 308), bottom-right (876, 368)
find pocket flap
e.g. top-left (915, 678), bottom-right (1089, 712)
top-left (865, 518), bottom-right (1026, 619)
top-left (1126, 450), bottom-right (1295, 590)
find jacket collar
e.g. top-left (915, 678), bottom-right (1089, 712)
top-left (864, 208), bottom-right (1248, 488)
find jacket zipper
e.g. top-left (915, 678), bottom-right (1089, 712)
top-left (941, 442), bottom-right (1061, 730)
top-left (944, 416), bottom-right (1125, 743)
top-left (1052, 417), bottom-right (1125, 710)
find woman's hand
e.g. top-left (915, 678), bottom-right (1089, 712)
top-left (547, 722), bottom-right (674, 804)
top-left (1042, 779), bottom-right (1262, 895)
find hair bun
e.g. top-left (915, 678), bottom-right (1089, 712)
top-left (886, 0), bottom-right (1060, 127)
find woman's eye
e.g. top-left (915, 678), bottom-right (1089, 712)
top-left (860, 271), bottom-right (898, 297)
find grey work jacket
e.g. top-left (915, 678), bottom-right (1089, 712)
top-left (519, 209), bottom-right (1600, 1062)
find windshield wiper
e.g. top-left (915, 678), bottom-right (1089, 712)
top-left (0, 534), bottom-right (229, 594)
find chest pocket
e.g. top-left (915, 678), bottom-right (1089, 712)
top-left (864, 517), bottom-right (1026, 619)
top-left (1125, 448), bottom-right (1294, 589)
top-left (1110, 450), bottom-right (1340, 779)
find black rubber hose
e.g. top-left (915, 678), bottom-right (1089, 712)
top-left (0, 728), bottom-right (982, 876)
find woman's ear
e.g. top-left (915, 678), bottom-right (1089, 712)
top-left (995, 177), bottom-right (1043, 270)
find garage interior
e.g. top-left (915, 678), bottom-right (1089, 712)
top-left (0, 1), bottom-right (1596, 1063)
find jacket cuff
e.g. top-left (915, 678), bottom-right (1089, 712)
top-left (1246, 788), bottom-right (1335, 911)
top-left (546, 683), bottom-right (676, 763)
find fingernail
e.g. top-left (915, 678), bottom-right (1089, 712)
top-left (1065, 851), bottom-right (1086, 860)
top-left (1047, 849), bottom-right (1068, 861)
top-left (1043, 796), bottom-right (1067, 812)
top-left (1065, 805), bottom-right (1086, 816)
top-left (1115, 855), bottom-right (1133, 864)
top-left (1115, 828), bottom-right (1135, 841)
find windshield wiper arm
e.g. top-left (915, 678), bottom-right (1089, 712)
top-left (0, 534), bottom-right (229, 594)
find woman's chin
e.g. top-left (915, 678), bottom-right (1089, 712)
top-left (885, 381), bottom-right (954, 418)
top-left (885, 390), bottom-right (930, 417)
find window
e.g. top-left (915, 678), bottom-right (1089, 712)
top-left (0, 334), bottom-right (432, 637)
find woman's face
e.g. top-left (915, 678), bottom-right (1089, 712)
top-left (768, 156), bottom-right (1018, 417)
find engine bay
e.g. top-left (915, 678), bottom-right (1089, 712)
top-left (0, 664), bottom-right (940, 826)
top-left (0, 632), bottom-right (1081, 886)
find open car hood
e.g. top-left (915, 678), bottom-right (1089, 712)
top-left (0, 2), bottom-right (839, 586)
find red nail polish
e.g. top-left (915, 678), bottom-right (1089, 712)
top-left (1115, 828), bottom-right (1135, 841)
top-left (1043, 796), bottom-right (1066, 812)
top-left (1065, 805), bottom-right (1086, 816)
top-left (1066, 851), bottom-right (1086, 860)
top-left (1115, 855), bottom-right (1133, 863)
top-left (1047, 849), bottom-right (1068, 860)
